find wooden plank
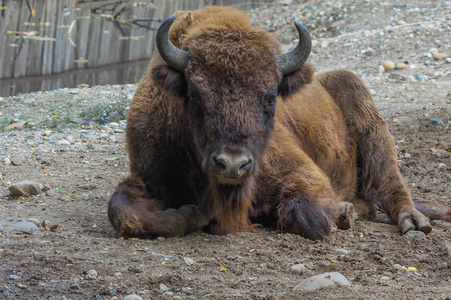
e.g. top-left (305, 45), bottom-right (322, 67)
top-left (41, 0), bottom-right (57, 75)
top-left (13, 0), bottom-right (32, 78)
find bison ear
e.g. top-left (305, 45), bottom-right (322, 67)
top-left (151, 63), bottom-right (188, 98)
top-left (278, 62), bottom-right (315, 99)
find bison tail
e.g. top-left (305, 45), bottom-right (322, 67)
top-left (414, 201), bottom-right (451, 223)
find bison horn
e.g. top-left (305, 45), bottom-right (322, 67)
top-left (156, 16), bottom-right (190, 72)
top-left (276, 22), bottom-right (312, 75)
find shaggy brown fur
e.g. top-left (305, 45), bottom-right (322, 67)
top-left (108, 6), bottom-right (450, 240)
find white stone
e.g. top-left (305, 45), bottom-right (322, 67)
top-left (294, 272), bottom-right (350, 291)
top-left (290, 264), bottom-right (307, 274)
top-left (184, 257), bottom-right (195, 265)
top-left (123, 295), bottom-right (142, 300)
top-left (86, 269), bottom-right (97, 280)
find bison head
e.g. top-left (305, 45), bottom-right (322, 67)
top-left (152, 12), bottom-right (313, 232)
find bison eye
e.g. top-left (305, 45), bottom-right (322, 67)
top-left (263, 93), bottom-right (277, 109)
top-left (267, 95), bottom-right (276, 107)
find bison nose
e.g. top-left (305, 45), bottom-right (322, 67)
top-left (210, 148), bottom-right (253, 180)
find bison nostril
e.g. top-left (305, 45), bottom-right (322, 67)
top-left (213, 156), bottom-right (227, 172)
top-left (239, 160), bottom-right (252, 172)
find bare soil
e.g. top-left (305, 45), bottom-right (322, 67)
top-left (1, 0), bottom-right (450, 299)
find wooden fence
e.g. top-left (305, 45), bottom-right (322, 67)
top-left (0, 0), bottom-right (273, 85)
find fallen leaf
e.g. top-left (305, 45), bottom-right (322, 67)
top-left (50, 225), bottom-right (58, 231)
top-left (220, 263), bottom-right (227, 272)
top-left (41, 220), bottom-right (46, 230)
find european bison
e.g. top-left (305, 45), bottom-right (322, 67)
top-left (108, 6), bottom-right (449, 240)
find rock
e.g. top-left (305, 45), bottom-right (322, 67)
top-left (70, 283), bottom-right (81, 290)
top-left (294, 272), bottom-right (350, 291)
top-left (429, 48), bottom-right (438, 54)
top-left (405, 230), bottom-right (426, 238)
top-left (9, 181), bottom-right (41, 196)
top-left (382, 61), bottom-right (395, 70)
top-left (123, 295), bottom-right (142, 300)
top-left (160, 283), bottom-right (169, 291)
top-left (184, 257), bottom-right (195, 265)
top-left (5, 120), bottom-right (26, 131)
top-left (11, 155), bottom-right (25, 166)
top-left (128, 265), bottom-right (144, 273)
top-left (86, 269), bottom-right (97, 280)
top-left (378, 65), bottom-right (385, 75)
top-left (27, 218), bottom-right (41, 226)
top-left (67, 136), bottom-right (75, 144)
top-left (9, 275), bottom-right (19, 280)
top-left (396, 63), bottom-right (407, 69)
top-left (404, 153), bottom-right (411, 158)
top-left (431, 119), bottom-right (444, 126)
top-left (446, 57), bottom-right (451, 63)
top-left (57, 139), bottom-right (71, 145)
top-left (3, 221), bottom-right (40, 233)
top-left (290, 263), bottom-right (306, 274)
top-left (438, 163), bottom-right (447, 169)
top-left (113, 128), bottom-right (124, 133)
top-left (433, 53), bottom-right (444, 60)
top-left (335, 248), bottom-right (350, 255)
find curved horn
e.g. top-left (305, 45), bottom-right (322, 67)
top-left (156, 15), bottom-right (190, 72)
top-left (276, 22), bottom-right (312, 75)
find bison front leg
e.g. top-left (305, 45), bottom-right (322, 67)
top-left (276, 170), bottom-right (340, 240)
top-left (108, 178), bottom-right (208, 238)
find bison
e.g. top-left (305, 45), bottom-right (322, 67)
top-left (108, 6), bottom-right (450, 240)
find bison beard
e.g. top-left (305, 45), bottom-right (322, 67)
top-left (107, 6), bottom-right (450, 240)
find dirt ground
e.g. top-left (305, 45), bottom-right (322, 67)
top-left (1, 0), bottom-right (450, 299)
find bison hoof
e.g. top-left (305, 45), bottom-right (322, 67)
top-left (336, 201), bottom-right (355, 230)
top-left (398, 207), bottom-right (432, 235)
top-left (177, 204), bottom-right (209, 233)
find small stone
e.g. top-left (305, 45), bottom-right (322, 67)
top-left (109, 122), bottom-right (119, 127)
top-left (445, 58), bottom-right (451, 63)
top-left (433, 53), bottom-right (444, 60)
top-left (295, 272), bottom-right (350, 291)
top-left (113, 128), bottom-right (124, 133)
top-left (67, 136), bottom-right (75, 144)
top-left (128, 265), bottom-right (144, 273)
top-left (378, 65), bottom-right (385, 75)
top-left (9, 181), bottom-right (41, 196)
top-left (334, 248), bottom-right (350, 254)
top-left (123, 295), bottom-right (142, 300)
top-left (11, 155), bottom-right (25, 166)
top-left (184, 257), bottom-right (195, 265)
top-left (395, 63), bottom-right (407, 69)
top-left (405, 230), bottom-right (426, 238)
top-left (429, 48), bottom-right (438, 55)
top-left (381, 61), bottom-right (395, 70)
top-left (46, 189), bottom-right (57, 197)
top-left (86, 269), bottom-right (97, 280)
top-left (27, 218), bottom-right (41, 226)
top-left (160, 283), bottom-right (169, 291)
top-left (431, 119), bottom-right (444, 126)
top-left (3, 221), bottom-right (40, 233)
top-left (3, 158), bottom-right (11, 165)
top-left (70, 283), bottom-right (81, 290)
top-left (57, 139), bottom-right (71, 145)
top-left (438, 163), bottom-right (446, 169)
top-left (5, 120), bottom-right (26, 131)
top-left (290, 263), bottom-right (306, 274)
top-left (9, 275), bottom-right (19, 280)
top-left (404, 153), bottom-right (411, 158)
